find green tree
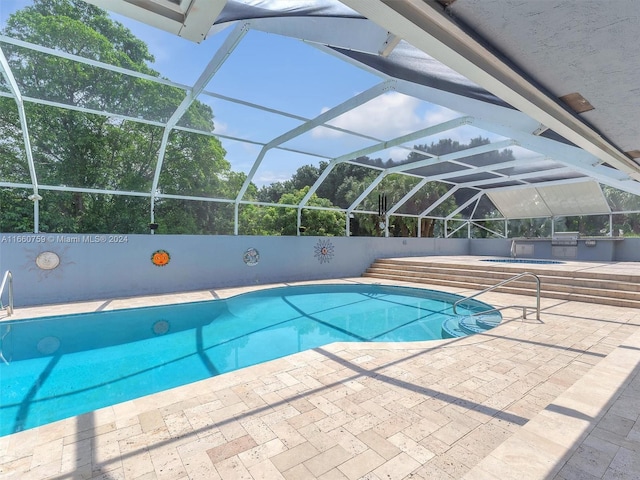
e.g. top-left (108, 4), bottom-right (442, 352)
top-left (317, 160), bottom-right (379, 207)
top-left (508, 218), bottom-right (552, 238)
top-left (241, 186), bottom-right (345, 236)
top-left (256, 181), bottom-right (293, 204)
top-left (603, 185), bottom-right (640, 236)
top-left (255, 164), bottom-right (325, 204)
top-left (0, 0), bottom-right (246, 234)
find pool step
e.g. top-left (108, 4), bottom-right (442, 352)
top-left (441, 314), bottom-right (503, 338)
top-left (363, 258), bottom-right (640, 309)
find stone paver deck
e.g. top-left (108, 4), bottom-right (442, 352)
top-left (1, 257), bottom-right (639, 479)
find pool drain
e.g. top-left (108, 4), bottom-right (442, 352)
top-left (37, 336), bottom-right (61, 355)
top-left (153, 320), bottom-right (170, 335)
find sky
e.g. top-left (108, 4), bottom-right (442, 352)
top-left (0, 0), bottom-right (505, 188)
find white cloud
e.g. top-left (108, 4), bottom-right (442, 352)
top-left (253, 170), bottom-right (292, 187)
top-left (312, 92), bottom-right (459, 141)
top-left (423, 105), bottom-right (459, 127)
top-left (388, 146), bottom-right (414, 162)
top-left (213, 120), bottom-right (229, 135)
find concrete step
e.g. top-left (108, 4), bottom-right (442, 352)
top-left (364, 267), bottom-right (640, 301)
top-left (362, 271), bottom-right (640, 309)
top-left (373, 258), bottom-right (640, 283)
top-left (363, 258), bottom-right (640, 309)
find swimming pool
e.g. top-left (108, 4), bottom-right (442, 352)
top-left (0, 283), bottom-right (499, 436)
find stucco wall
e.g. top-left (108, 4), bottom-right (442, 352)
top-left (1, 234), bottom-right (637, 307)
top-left (0, 234), bottom-right (469, 307)
top-left (613, 237), bottom-right (640, 262)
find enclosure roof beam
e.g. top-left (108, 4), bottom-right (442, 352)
top-left (486, 177), bottom-right (604, 194)
top-left (151, 22), bottom-right (250, 222)
top-left (0, 35), bottom-right (189, 90)
top-left (0, 44), bottom-right (41, 230)
top-left (0, 91), bottom-right (168, 128)
top-left (454, 166), bottom-right (578, 189)
top-left (340, 0), bottom-right (640, 181)
top-left (233, 80), bottom-right (395, 227)
top-left (297, 116), bottom-right (469, 209)
top-left (419, 186), bottom-right (458, 217)
top-left (386, 178), bottom-right (429, 216)
top-left (347, 171), bottom-right (387, 213)
top-left (387, 139), bottom-right (515, 174)
top-left (446, 191), bottom-right (483, 220)
top-left (414, 159), bottom-right (518, 185)
top-left (469, 118), bottom-right (640, 197)
top-left (201, 90), bottom-right (380, 144)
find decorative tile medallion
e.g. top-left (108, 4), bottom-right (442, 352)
top-left (243, 247), bottom-right (260, 266)
top-left (314, 238), bottom-right (335, 264)
top-left (151, 249), bottom-right (170, 267)
top-left (35, 251), bottom-right (60, 270)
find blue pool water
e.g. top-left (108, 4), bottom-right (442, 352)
top-left (0, 284), bottom-right (499, 436)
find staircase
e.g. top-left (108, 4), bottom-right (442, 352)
top-left (363, 257), bottom-right (640, 309)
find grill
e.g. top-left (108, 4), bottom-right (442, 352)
top-left (552, 232), bottom-right (579, 246)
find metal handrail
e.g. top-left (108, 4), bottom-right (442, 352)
top-left (453, 272), bottom-right (540, 321)
top-left (0, 271), bottom-right (13, 317)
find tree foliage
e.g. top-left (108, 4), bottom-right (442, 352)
top-left (0, 0), bottom-right (240, 234)
top-left (241, 187), bottom-right (345, 236)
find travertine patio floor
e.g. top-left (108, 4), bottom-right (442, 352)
top-left (1, 258), bottom-right (639, 479)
